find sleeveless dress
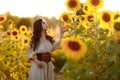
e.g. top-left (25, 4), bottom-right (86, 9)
top-left (27, 39), bottom-right (60, 80)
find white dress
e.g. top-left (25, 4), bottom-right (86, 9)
top-left (27, 39), bottom-right (60, 80)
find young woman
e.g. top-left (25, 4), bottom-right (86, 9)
top-left (27, 18), bottom-right (64, 80)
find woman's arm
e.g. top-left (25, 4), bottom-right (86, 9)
top-left (53, 27), bottom-right (64, 50)
top-left (27, 46), bottom-right (35, 61)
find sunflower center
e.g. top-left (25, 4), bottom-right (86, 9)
top-left (114, 14), bottom-right (119, 20)
top-left (7, 32), bottom-right (11, 35)
top-left (12, 31), bottom-right (17, 36)
top-left (81, 17), bottom-right (85, 21)
top-left (0, 17), bottom-right (4, 21)
top-left (68, 0), bottom-right (77, 8)
top-left (63, 14), bottom-right (69, 21)
top-left (24, 40), bottom-right (28, 43)
top-left (114, 22), bottom-right (120, 31)
top-left (87, 15), bottom-right (94, 22)
top-left (15, 36), bottom-right (18, 39)
top-left (91, 0), bottom-right (100, 6)
top-left (102, 13), bottom-right (110, 22)
top-left (22, 28), bottom-right (25, 31)
top-left (84, 6), bottom-right (88, 11)
top-left (68, 41), bottom-right (80, 51)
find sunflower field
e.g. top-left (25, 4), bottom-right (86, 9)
top-left (59, 0), bottom-right (120, 80)
top-left (0, 0), bottom-right (120, 80)
top-left (0, 18), bottom-right (32, 80)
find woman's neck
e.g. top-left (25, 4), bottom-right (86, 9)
top-left (41, 30), bottom-right (46, 40)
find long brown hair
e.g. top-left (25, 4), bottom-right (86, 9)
top-left (30, 19), bottom-right (54, 51)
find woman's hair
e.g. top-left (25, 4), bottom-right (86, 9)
top-left (30, 19), bottom-right (54, 51)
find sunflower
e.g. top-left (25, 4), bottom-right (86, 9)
top-left (13, 35), bottom-right (20, 41)
top-left (79, 15), bottom-right (86, 22)
top-left (60, 12), bottom-right (72, 22)
top-left (61, 37), bottom-right (87, 60)
top-left (8, 19), bottom-right (13, 25)
top-left (11, 29), bottom-right (18, 37)
top-left (22, 37), bottom-right (29, 46)
top-left (19, 25), bottom-right (27, 34)
top-left (83, 5), bottom-right (88, 13)
top-left (113, 18), bottom-right (120, 31)
top-left (0, 16), bottom-right (6, 23)
top-left (114, 22), bottom-right (120, 31)
top-left (6, 31), bottom-right (11, 36)
top-left (86, 0), bottom-right (104, 11)
top-left (100, 10), bottom-right (114, 29)
top-left (0, 16), bottom-right (4, 21)
top-left (65, 0), bottom-right (81, 11)
top-left (82, 3), bottom-right (91, 13)
top-left (86, 12), bottom-right (96, 26)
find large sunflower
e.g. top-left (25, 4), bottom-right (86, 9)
top-left (61, 37), bottom-right (87, 60)
top-left (100, 10), bottom-right (114, 29)
top-left (86, 0), bottom-right (104, 11)
top-left (65, 0), bottom-right (81, 11)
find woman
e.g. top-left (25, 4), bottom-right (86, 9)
top-left (27, 18), bottom-right (64, 80)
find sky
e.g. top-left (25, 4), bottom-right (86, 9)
top-left (0, 0), bottom-right (120, 19)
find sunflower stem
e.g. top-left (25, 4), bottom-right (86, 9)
top-left (73, 11), bottom-right (77, 38)
top-left (109, 23), bottom-right (114, 37)
top-left (94, 11), bottom-right (99, 50)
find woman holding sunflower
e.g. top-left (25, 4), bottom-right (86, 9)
top-left (27, 18), bottom-right (65, 80)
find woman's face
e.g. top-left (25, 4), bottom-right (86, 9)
top-left (42, 19), bottom-right (48, 30)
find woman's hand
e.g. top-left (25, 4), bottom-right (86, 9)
top-left (60, 26), bottom-right (66, 39)
top-left (37, 61), bottom-right (45, 68)
top-left (28, 52), bottom-right (36, 61)
top-left (52, 25), bottom-right (68, 50)
top-left (34, 59), bottom-right (45, 68)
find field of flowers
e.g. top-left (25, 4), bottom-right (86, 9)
top-left (0, 18), bottom-right (65, 80)
top-left (0, 19), bottom-right (32, 80)
top-left (59, 0), bottom-right (120, 80)
top-left (0, 0), bottom-right (120, 80)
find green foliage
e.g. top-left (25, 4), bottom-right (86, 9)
top-left (52, 50), bottom-right (66, 73)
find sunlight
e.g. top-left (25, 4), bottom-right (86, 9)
top-left (0, 0), bottom-right (120, 19)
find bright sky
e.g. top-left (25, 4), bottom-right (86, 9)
top-left (0, 0), bottom-right (120, 19)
